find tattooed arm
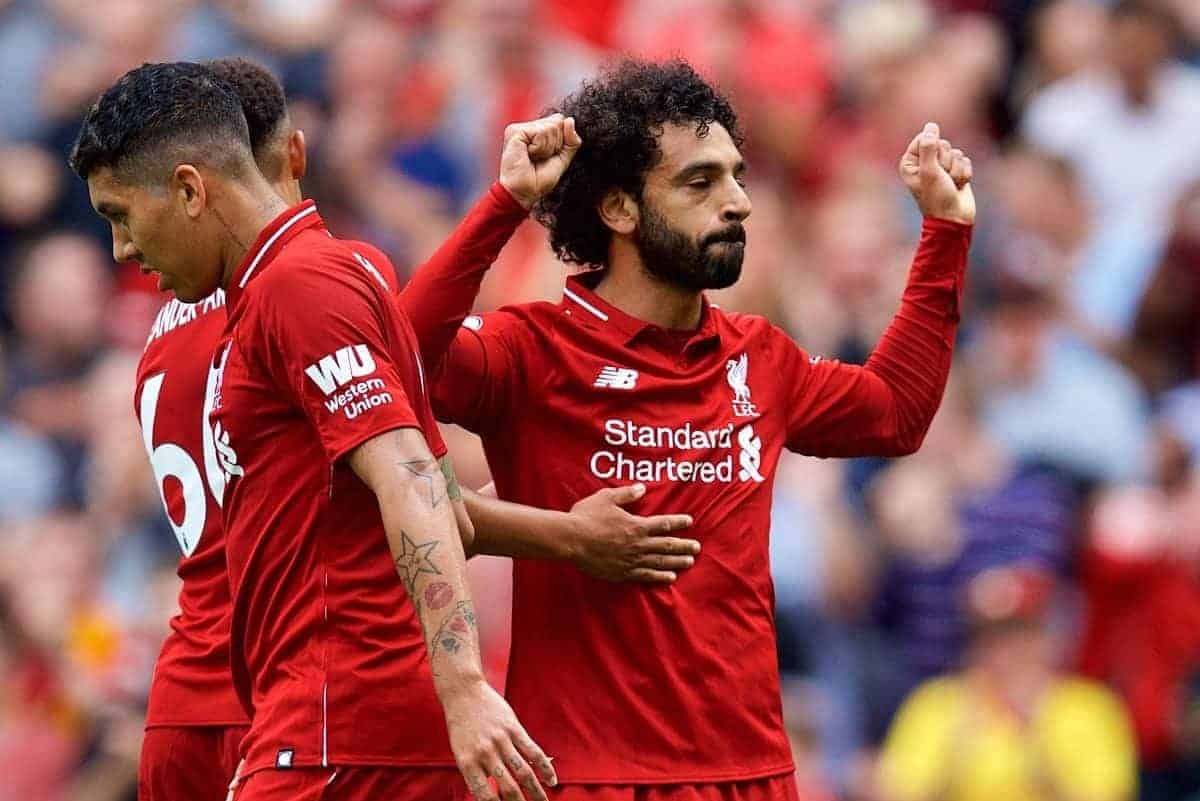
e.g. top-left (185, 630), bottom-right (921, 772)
top-left (350, 427), bottom-right (555, 801)
top-left (439, 454), bottom-right (474, 551)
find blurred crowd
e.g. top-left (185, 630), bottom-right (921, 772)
top-left (1, 0), bottom-right (1199, 799)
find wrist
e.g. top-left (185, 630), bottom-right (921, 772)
top-left (495, 178), bottom-right (535, 211)
top-left (433, 665), bottom-right (487, 699)
top-left (552, 511), bottom-right (585, 562)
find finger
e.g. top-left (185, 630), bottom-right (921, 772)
top-left (487, 757), bottom-right (527, 801)
top-left (563, 116), bottom-right (582, 150)
top-left (636, 553), bottom-right (695, 571)
top-left (513, 729), bottom-right (557, 787)
top-left (640, 536), bottom-right (702, 555)
top-left (937, 139), bottom-right (952, 172)
top-left (917, 122), bottom-right (941, 178)
top-left (627, 568), bottom-right (678, 583)
top-left (464, 768), bottom-right (499, 801)
top-left (948, 150), bottom-right (970, 187)
top-left (501, 745), bottom-right (545, 801)
top-left (600, 483), bottom-right (646, 506)
top-left (638, 514), bottom-right (695, 535)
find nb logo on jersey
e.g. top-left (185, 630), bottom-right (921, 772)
top-left (305, 344), bottom-right (377, 395)
top-left (594, 366), bottom-right (639, 390)
top-left (726, 353), bottom-right (759, 417)
top-left (737, 424), bottom-right (765, 483)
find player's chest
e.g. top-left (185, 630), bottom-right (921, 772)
top-left (507, 341), bottom-right (782, 492)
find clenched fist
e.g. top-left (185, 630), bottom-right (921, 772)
top-left (899, 122), bottom-right (975, 225)
top-left (499, 113), bottom-right (582, 210)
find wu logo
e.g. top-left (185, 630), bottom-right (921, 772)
top-left (594, 366), bottom-right (639, 390)
top-left (305, 344), bottom-right (376, 395)
top-left (726, 353), bottom-right (758, 417)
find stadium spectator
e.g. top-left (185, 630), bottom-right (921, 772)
top-left (876, 565), bottom-right (1138, 801)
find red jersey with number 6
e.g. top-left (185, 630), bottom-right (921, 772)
top-left (135, 289), bottom-right (248, 728)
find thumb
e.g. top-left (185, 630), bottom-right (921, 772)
top-left (918, 122), bottom-right (941, 177)
top-left (603, 483), bottom-right (646, 506)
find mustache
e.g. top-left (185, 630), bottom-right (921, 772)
top-left (702, 224), bottom-right (746, 247)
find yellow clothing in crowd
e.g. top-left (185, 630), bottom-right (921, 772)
top-left (878, 676), bottom-right (1137, 801)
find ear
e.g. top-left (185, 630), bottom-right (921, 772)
top-left (288, 129), bottom-right (307, 182)
top-left (597, 188), bottom-right (638, 236)
top-left (172, 164), bottom-right (207, 219)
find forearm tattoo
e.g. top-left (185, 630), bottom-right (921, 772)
top-left (430, 601), bottom-right (478, 658)
top-left (393, 530), bottom-right (441, 599)
top-left (394, 451), bottom-right (445, 508)
top-left (438, 455), bottom-right (463, 503)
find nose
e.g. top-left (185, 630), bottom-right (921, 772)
top-left (111, 228), bottom-right (139, 264)
top-left (721, 180), bottom-right (752, 223)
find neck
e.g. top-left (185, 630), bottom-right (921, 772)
top-left (216, 175), bottom-right (291, 289)
top-left (593, 239), bottom-right (705, 330)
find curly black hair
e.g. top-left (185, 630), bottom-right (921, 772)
top-left (69, 61), bottom-right (251, 182)
top-left (534, 59), bottom-right (742, 268)
top-left (206, 57), bottom-right (288, 162)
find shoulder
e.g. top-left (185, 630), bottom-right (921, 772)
top-left (143, 291), bottom-right (228, 352)
top-left (902, 676), bottom-right (965, 712)
top-left (718, 309), bottom-right (810, 358)
top-left (462, 300), bottom-right (561, 342)
top-left (251, 233), bottom-right (388, 308)
top-left (1047, 677), bottom-right (1129, 719)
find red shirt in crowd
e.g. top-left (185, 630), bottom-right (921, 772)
top-left (428, 218), bottom-right (972, 783)
top-left (209, 201), bottom-right (453, 778)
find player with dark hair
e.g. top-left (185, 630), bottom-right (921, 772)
top-left (72, 61), bottom-right (573, 801)
top-left (418, 58), bottom-right (976, 797)
top-left (114, 57), bottom-right (697, 801)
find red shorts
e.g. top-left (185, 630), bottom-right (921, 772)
top-left (138, 725), bottom-right (248, 801)
top-left (538, 774), bottom-right (801, 801)
top-left (233, 766), bottom-right (462, 801)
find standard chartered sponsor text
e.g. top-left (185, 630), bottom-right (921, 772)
top-left (590, 418), bottom-right (741, 483)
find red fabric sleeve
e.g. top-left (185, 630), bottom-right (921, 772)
top-left (396, 182), bottom-right (528, 372)
top-left (256, 264), bottom-right (425, 465)
top-left (784, 218), bottom-right (972, 457)
top-left (428, 311), bottom-right (523, 434)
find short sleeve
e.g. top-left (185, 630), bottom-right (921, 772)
top-left (257, 264), bottom-right (425, 464)
top-left (429, 310), bottom-right (522, 434)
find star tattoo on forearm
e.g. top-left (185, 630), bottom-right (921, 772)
top-left (393, 530), bottom-right (441, 599)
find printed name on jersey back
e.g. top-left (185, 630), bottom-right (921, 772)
top-left (304, 343), bottom-right (394, 420)
top-left (146, 290), bottom-right (227, 347)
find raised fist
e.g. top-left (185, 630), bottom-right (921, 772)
top-left (498, 113), bottom-right (582, 210)
top-left (899, 122), bottom-right (975, 225)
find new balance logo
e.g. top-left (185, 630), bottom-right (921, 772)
top-left (594, 366), bottom-right (639, 390)
top-left (305, 344), bottom-right (376, 395)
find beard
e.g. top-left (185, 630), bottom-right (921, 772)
top-left (634, 202), bottom-right (746, 291)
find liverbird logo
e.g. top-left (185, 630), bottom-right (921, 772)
top-left (726, 353), bottom-right (758, 417)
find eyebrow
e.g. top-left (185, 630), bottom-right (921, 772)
top-left (673, 158), bottom-right (748, 182)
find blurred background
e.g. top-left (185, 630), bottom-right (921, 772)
top-left (1, 0), bottom-right (1198, 799)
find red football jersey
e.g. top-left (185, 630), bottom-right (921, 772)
top-left (135, 290), bottom-right (248, 728)
top-left (430, 219), bottom-right (972, 782)
top-left (209, 201), bottom-right (453, 777)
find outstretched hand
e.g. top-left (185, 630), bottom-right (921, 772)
top-left (499, 113), bottom-right (583, 210)
top-left (899, 122), bottom-right (975, 225)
